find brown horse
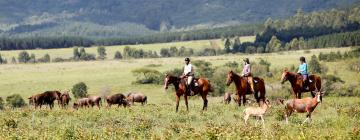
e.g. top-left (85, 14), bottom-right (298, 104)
top-left (226, 71), bottom-right (266, 106)
top-left (281, 69), bottom-right (321, 99)
top-left (164, 74), bottom-right (212, 112)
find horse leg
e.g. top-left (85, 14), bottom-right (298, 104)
top-left (242, 93), bottom-right (246, 106)
top-left (291, 90), bottom-right (297, 99)
top-left (184, 95), bottom-right (189, 111)
top-left (244, 114), bottom-right (249, 125)
top-left (254, 91), bottom-right (259, 103)
top-left (238, 94), bottom-right (242, 106)
top-left (297, 92), bottom-right (302, 99)
top-left (201, 94), bottom-right (208, 111)
top-left (176, 95), bottom-right (180, 112)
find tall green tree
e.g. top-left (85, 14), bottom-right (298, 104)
top-left (266, 36), bottom-right (282, 52)
top-left (232, 37), bottom-right (242, 53)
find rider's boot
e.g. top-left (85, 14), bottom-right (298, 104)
top-left (189, 82), bottom-right (195, 96)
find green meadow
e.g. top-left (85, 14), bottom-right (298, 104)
top-left (0, 38), bottom-right (359, 139)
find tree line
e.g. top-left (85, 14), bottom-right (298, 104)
top-left (0, 24), bottom-right (261, 51)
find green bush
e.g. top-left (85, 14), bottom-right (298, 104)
top-left (114, 51), bottom-right (123, 59)
top-left (309, 55), bottom-right (322, 74)
top-left (132, 68), bottom-right (162, 84)
top-left (6, 94), bottom-right (26, 108)
top-left (72, 82), bottom-right (88, 99)
top-left (97, 46), bottom-right (107, 60)
top-left (37, 54), bottom-right (51, 63)
top-left (18, 51), bottom-right (31, 63)
top-left (0, 97), bottom-right (4, 110)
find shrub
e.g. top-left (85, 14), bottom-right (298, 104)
top-left (97, 46), bottom-right (107, 60)
top-left (164, 68), bottom-right (183, 77)
top-left (309, 55), bottom-right (322, 74)
top-left (11, 57), bottom-right (16, 64)
top-left (6, 94), bottom-right (26, 108)
top-left (0, 54), bottom-right (6, 64)
top-left (114, 51), bottom-right (123, 59)
top-left (29, 53), bottom-right (36, 63)
top-left (192, 60), bottom-right (214, 78)
top-left (72, 82), bottom-right (88, 99)
top-left (223, 61), bottom-right (239, 69)
top-left (349, 61), bottom-right (360, 73)
top-left (132, 68), bottom-right (162, 84)
top-left (210, 67), bottom-right (232, 96)
top-left (37, 54), bottom-right (51, 63)
top-left (18, 51), bottom-right (31, 63)
top-left (53, 57), bottom-right (66, 62)
top-left (0, 97), bottom-right (4, 110)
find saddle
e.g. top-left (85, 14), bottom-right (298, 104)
top-left (182, 76), bottom-right (199, 96)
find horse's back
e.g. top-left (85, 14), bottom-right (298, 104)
top-left (309, 74), bottom-right (322, 90)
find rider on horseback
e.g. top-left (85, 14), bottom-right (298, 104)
top-left (183, 57), bottom-right (195, 95)
top-left (298, 56), bottom-right (309, 90)
top-left (241, 58), bottom-right (255, 94)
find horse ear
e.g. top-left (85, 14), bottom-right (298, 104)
top-left (311, 91), bottom-right (317, 95)
top-left (320, 91), bottom-right (326, 96)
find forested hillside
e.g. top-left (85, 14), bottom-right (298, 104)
top-left (0, 0), bottom-right (358, 38)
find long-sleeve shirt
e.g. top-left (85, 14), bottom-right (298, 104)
top-left (242, 64), bottom-right (251, 76)
top-left (298, 63), bottom-right (308, 75)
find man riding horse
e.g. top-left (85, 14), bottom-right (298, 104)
top-left (182, 58), bottom-right (197, 96)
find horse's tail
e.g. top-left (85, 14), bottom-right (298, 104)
top-left (208, 82), bottom-right (214, 92)
top-left (316, 76), bottom-right (322, 91)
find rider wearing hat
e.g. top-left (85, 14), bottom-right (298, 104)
top-left (242, 58), bottom-right (255, 94)
top-left (183, 58), bottom-right (195, 95)
top-left (298, 56), bottom-right (309, 90)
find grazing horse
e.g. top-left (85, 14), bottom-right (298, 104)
top-left (281, 69), bottom-right (321, 99)
top-left (226, 71), bottom-right (266, 106)
top-left (164, 74), bottom-right (212, 112)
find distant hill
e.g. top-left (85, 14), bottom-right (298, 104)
top-left (0, 0), bottom-right (359, 38)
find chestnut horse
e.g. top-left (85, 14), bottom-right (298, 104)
top-left (281, 69), bottom-right (321, 99)
top-left (164, 74), bottom-right (212, 112)
top-left (226, 71), bottom-right (266, 106)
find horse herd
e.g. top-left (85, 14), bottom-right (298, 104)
top-left (28, 91), bottom-right (147, 110)
top-left (164, 69), bottom-right (324, 125)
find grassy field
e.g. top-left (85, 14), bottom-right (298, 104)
top-left (0, 36), bottom-right (255, 60)
top-left (0, 42), bottom-right (359, 139)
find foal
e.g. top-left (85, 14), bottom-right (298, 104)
top-left (280, 91), bottom-right (324, 124)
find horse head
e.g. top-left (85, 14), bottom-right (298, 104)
top-left (164, 73), bottom-right (171, 90)
top-left (280, 69), bottom-right (290, 84)
top-left (226, 71), bottom-right (235, 86)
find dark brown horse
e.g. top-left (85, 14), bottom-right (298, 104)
top-left (281, 69), bottom-right (322, 99)
top-left (226, 71), bottom-right (266, 106)
top-left (164, 74), bottom-right (212, 112)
